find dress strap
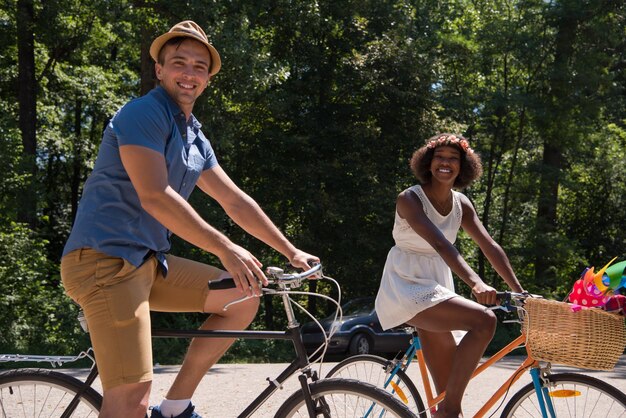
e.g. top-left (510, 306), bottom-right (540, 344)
top-left (451, 190), bottom-right (463, 225)
top-left (409, 185), bottom-right (430, 217)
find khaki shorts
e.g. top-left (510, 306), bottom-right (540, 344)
top-left (60, 248), bottom-right (224, 390)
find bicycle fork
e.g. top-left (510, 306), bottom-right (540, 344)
top-left (530, 368), bottom-right (556, 418)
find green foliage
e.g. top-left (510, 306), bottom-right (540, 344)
top-left (1, 0), bottom-right (625, 363)
top-left (0, 222), bottom-right (88, 357)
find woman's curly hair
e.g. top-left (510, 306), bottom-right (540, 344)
top-left (410, 133), bottom-right (483, 189)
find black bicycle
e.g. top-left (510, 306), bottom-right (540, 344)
top-left (0, 263), bottom-right (414, 417)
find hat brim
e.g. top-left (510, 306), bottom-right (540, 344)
top-left (150, 32), bottom-right (221, 76)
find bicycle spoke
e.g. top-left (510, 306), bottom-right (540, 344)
top-left (0, 372), bottom-right (101, 418)
top-left (275, 379), bottom-right (413, 417)
top-left (326, 355), bottom-right (426, 416)
top-left (503, 373), bottom-right (626, 418)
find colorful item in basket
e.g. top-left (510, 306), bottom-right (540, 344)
top-left (569, 273), bottom-right (607, 308)
top-left (603, 294), bottom-right (626, 315)
top-left (582, 257), bottom-right (615, 294)
top-left (578, 257), bottom-right (626, 297)
top-left (605, 259), bottom-right (626, 291)
top-left (569, 257), bottom-right (626, 314)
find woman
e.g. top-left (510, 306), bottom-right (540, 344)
top-left (375, 133), bottom-right (525, 418)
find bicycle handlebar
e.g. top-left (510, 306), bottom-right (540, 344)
top-left (491, 291), bottom-right (543, 313)
top-left (208, 263), bottom-right (323, 291)
top-left (496, 291), bottom-right (542, 301)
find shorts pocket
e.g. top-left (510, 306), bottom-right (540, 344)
top-left (94, 257), bottom-right (136, 288)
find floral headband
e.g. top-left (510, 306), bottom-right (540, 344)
top-left (426, 134), bottom-right (474, 154)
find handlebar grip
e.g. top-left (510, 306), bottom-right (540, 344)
top-left (208, 277), bottom-right (236, 290)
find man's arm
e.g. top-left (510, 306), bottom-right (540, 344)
top-left (196, 165), bottom-right (317, 270)
top-left (119, 144), bottom-right (266, 294)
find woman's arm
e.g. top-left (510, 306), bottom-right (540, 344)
top-left (397, 190), bottom-right (486, 292)
top-left (458, 194), bottom-right (524, 293)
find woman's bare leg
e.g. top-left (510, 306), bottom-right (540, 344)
top-left (416, 329), bottom-right (456, 394)
top-left (407, 297), bottom-right (496, 418)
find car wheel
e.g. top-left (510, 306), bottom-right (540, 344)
top-left (349, 334), bottom-right (371, 355)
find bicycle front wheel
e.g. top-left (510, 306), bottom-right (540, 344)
top-left (275, 378), bottom-right (415, 418)
top-left (0, 368), bottom-right (102, 417)
top-left (326, 354), bottom-right (426, 417)
top-left (501, 372), bottom-right (626, 417)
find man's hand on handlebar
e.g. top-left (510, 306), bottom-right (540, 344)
top-left (289, 249), bottom-right (320, 271)
top-left (217, 243), bottom-right (267, 296)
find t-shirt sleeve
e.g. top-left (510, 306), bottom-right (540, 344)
top-left (203, 138), bottom-right (219, 171)
top-left (111, 97), bottom-right (171, 154)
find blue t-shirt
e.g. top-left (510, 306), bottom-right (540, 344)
top-left (63, 86), bottom-right (218, 267)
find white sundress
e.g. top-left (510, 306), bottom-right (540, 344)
top-left (375, 184), bottom-right (463, 331)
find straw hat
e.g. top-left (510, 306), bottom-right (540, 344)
top-left (150, 20), bottom-right (221, 76)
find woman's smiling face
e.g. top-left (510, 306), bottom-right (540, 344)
top-left (430, 145), bottom-right (461, 183)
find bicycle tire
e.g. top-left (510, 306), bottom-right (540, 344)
top-left (0, 368), bottom-right (102, 418)
top-left (326, 354), bottom-right (427, 417)
top-left (501, 372), bottom-right (626, 417)
top-left (274, 378), bottom-right (415, 418)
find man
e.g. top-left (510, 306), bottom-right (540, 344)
top-left (61, 21), bottom-right (317, 418)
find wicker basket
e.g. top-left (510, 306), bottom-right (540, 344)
top-left (522, 298), bottom-right (626, 370)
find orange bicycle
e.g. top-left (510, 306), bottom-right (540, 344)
top-left (326, 292), bottom-right (626, 417)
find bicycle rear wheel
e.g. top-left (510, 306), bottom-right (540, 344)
top-left (0, 368), bottom-right (102, 417)
top-left (326, 354), bottom-right (426, 417)
top-left (501, 372), bottom-right (626, 417)
top-left (275, 378), bottom-right (414, 417)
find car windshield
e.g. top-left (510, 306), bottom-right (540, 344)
top-left (341, 298), bottom-right (374, 316)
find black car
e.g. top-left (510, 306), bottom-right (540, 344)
top-left (300, 297), bottom-right (413, 356)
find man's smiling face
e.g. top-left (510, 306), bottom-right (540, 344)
top-left (155, 38), bottom-right (211, 119)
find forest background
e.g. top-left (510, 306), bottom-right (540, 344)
top-left (1, 0), bottom-right (625, 364)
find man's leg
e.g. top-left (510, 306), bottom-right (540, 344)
top-left (100, 382), bottom-right (152, 418)
top-left (148, 254), bottom-right (261, 409)
top-left (166, 290), bottom-right (259, 400)
top-left (61, 249), bottom-right (158, 418)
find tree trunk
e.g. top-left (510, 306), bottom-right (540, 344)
top-left (16, 0), bottom-right (37, 227)
top-left (479, 115), bottom-right (506, 286)
top-left (498, 108), bottom-right (526, 246)
top-left (534, 5), bottom-right (578, 285)
top-left (140, 25), bottom-right (156, 95)
top-left (70, 98), bottom-right (83, 223)
top-left (263, 295), bottom-right (274, 330)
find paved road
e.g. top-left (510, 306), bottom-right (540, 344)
top-left (67, 355), bottom-right (625, 417)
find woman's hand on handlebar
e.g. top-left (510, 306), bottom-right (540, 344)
top-left (472, 281), bottom-right (498, 306)
top-left (289, 249), bottom-right (320, 271)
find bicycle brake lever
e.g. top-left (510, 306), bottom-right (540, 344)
top-left (488, 304), bottom-right (518, 313)
top-left (222, 290), bottom-right (268, 311)
top-left (223, 295), bottom-right (253, 311)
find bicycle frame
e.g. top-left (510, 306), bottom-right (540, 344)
top-left (1, 267), bottom-right (332, 418)
top-left (1, 324), bottom-right (321, 418)
top-left (387, 332), bottom-right (555, 418)
top-left (151, 324), bottom-right (319, 418)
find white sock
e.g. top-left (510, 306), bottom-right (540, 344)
top-left (159, 399), bottom-right (192, 417)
